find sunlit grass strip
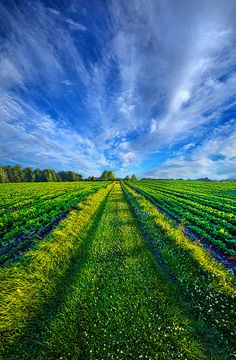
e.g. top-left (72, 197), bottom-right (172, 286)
top-left (123, 182), bottom-right (236, 356)
top-left (0, 183), bottom-right (113, 350)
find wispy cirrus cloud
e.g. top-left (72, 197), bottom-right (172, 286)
top-left (0, 94), bottom-right (110, 176)
top-left (142, 120), bottom-right (236, 179)
top-left (48, 6), bottom-right (87, 31)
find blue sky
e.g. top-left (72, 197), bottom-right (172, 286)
top-left (0, 0), bottom-right (236, 179)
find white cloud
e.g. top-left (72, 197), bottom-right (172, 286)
top-left (48, 8), bottom-right (60, 16)
top-left (0, 94), bottom-right (25, 120)
top-left (0, 58), bottom-right (24, 89)
top-left (62, 80), bottom-right (72, 86)
top-left (171, 89), bottom-right (191, 112)
top-left (183, 143), bottom-right (195, 151)
top-left (64, 18), bottom-right (87, 31)
top-left (143, 121), bottom-right (236, 179)
top-left (0, 1), bottom-right (90, 93)
top-left (107, 0), bottom-right (236, 158)
top-left (48, 6), bottom-right (86, 31)
top-left (0, 95), bottom-right (109, 176)
top-left (118, 96), bottom-right (136, 118)
top-left (150, 119), bottom-right (157, 134)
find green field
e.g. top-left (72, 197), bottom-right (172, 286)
top-left (0, 181), bottom-right (108, 264)
top-left (128, 180), bottom-right (236, 255)
top-left (1, 181), bottom-right (236, 359)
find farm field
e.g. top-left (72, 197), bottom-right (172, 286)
top-left (0, 181), bottom-right (236, 359)
top-left (0, 181), bottom-right (108, 264)
top-left (128, 180), bottom-right (236, 256)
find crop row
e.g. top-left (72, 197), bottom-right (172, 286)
top-left (0, 182), bottom-right (88, 211)
top-left (147, 179), bottom-right (236, 199)
top-left (137, 183), bottom-right (236, 228)
top-left (143, 181), bottom-right (236, 213)
top-left (0, 182), bottom-right (108, 263)
top-left (128, 181), bottom-right (236, 255)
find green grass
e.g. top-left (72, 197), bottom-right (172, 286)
top-left (1, 182), bottom-right (235, 359)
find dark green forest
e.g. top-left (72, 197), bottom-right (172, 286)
top-left (0, 165), bottom-right (83, 183)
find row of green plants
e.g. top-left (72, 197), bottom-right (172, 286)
top-left (136, 184), bottom-right (236, 246)
top-left (141, 182), bottom-right (236, 227)
top-left (0, 182), bottom-right (88, 211)
top-left (143, 180), bottom-right (236, 212)
top-left (0, 182), bottom-right (108, 264)
top-left (128, 180), bottom-right (236, 255)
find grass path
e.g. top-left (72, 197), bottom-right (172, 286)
top-left (1, 183), bottom-right (235, 359)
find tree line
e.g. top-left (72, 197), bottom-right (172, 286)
top-left (0, 165), bottom-right (83, 183)
top-left (0, 165), bottom-right (138, 183)
top-left (100, 171), bottom-right (138, 181)
top-left (124, 175), bottom-right (137, 181)
top-left (100, 170), bottom-right (116, 180)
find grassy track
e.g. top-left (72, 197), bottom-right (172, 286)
top-left (1, 183), bottom-right (235, 359)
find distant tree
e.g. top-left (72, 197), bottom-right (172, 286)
top-left (221, 178), bottom-right (236, 182)
top-left (125, 175), bottom-right (130, 181)
top-left (196, 177), bottom-right (212, 182)
top-left (57, 171), bottom-right (82, 182)
top-left (65, 171), bottom-right (75, 182)
top-left (100, 170), bottom-right (109, 180)
top-left (87, 176), bottom-right (95, 181)
top-left (131, 174), bottom-right (137, 181)
top-left (100, 170), bottom-right (116, 180)
top-left (76, 173), bottom-right (83, 181)
top-left (34, 168), bottom-right (42, 182)
top-left (0, 166), bottom-right (9, 183)
top-left (41, 169), bottom-right (50, 182)
top-left (57, 171), bottom-right (67, 181)
top-left (41, 169), bottom-right (58, 182)
top-left (4, 165), bottom-right (13, 182)
top-left (3, 166), bottom-right (11, 181)
top-left (51, 169), bottom-right (59, 182)
top-left (23, 167), bottom-right (34, 182)
top-left (8, 165), bottom-right (24, 182)
top-left (107, 171), bottom-right (116, 180)
top-left (2, 165), bottom-right (82, 182)
top-left (68, 171), bottom-right (83, 181)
